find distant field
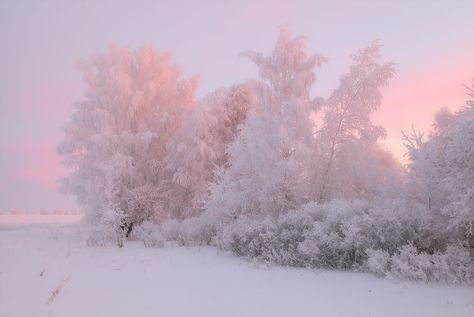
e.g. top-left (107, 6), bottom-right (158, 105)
top-left (0, 214), bottom-right (83, 225)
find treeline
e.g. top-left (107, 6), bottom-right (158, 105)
top-left (58, 29), bottom-right (474, 284)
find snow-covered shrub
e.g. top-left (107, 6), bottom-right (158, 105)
top-left (155, 219), bottom-right (183, 245)
top-left (291, 200), bottom-right (415, 269)
top-left (273, 211), bottom-right (315, 266)
top-left (293, 201), bottom-right (375, 269)
top-left (140, 215), bottom-right (218, 247)
top-left (439, 244), bottom-right (474, 284)
top-left (159, 215), bottom-right (218, 246)
top-left (132, 221), bottom-right (164, 248)
top-left (366, 249), bottom-right (391, 276)
top-left (210, 197), bottom-right (474, 284)
top-left (177, 215), bottom-right (217, 245)
top-left (86, 209), bottom-right (127, 247)
top-left (213, 200), bottom-right (391, 269)
top-left (388, 243), bottom-right (473, 284)
top-left (214, 210), bottom-right (327, 266)
top-left (217, 216), bottom-right (278, 261)
top-left (389, 243), bottom-right (432, 281)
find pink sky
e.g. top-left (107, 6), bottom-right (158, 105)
top-left (0, 0), bottom-right (473, 212)
top-left (376, 51), bottom-right (474, 162)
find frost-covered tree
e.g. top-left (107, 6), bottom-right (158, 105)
top-left (207, 28), bottom-right (327, 219)
top-left (315, 41), bottom-right (398, 202)
top-left (404, 79), bottom-right (474, 249)
top-left (58, 46), bottom-right (198, 231)
top-left (164, 83), bottom-right (258, 219)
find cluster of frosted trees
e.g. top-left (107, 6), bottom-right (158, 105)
top-left (59, 29), bottom-right (473, 283)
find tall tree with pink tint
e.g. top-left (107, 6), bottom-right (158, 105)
top-left (58, 46), bottom-right (198, 232)
top-left (165, 83), bottom-right (258, 219)
top-left (315, 41), bottom-right (398, 203)
top-left (207, 28), bottom-right (328, 219)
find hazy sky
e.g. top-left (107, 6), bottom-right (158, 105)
top-left (1, 0), bottom-right (473, 212)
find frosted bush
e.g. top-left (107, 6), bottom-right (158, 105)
top-left (86, 209), bottom-right (133, 247)
top-left (388, 244), bottom-right (473, 284)
top-left (132, 221), bottom-right (164, 248)
top-left (213, 200), bottom-right (392, 269)
top-left (389, 244), bottom-right (430, 281)
top-left (216, 216), bottom-right (278, 261)
top-left (440, 244), bottom-right (473, 284)
top-left (292, 200), bottom-right (402, 269)
top-left (209, 198), bottom-right (474, 285)
top-left (141, 215), bottom-right (218, 247)
top-left (273, 211), bottom-right (314, 266)
top-left (155, 218), bottom-right (204, 246)
top-left (157, 219), bottom-right (182, 243)
top-left (366, 249), bottom-right (390, 276)
top-left (178, 215), bottom-right (217, 245)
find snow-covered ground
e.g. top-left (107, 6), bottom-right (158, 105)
top-left (1, 215), bottom-right (473, 317)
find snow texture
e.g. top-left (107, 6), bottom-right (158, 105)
top-left (1, 215), bottom-right (473, 317)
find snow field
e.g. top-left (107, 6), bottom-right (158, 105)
top-left (1, 215), bottom-right (473, 317)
